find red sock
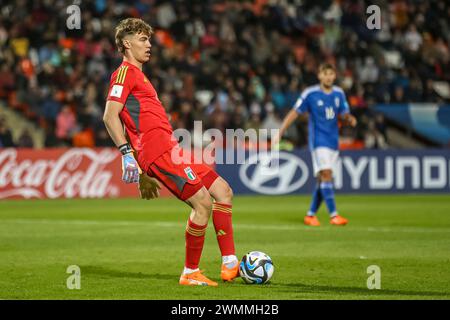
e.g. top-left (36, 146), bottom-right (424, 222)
top-left (185, 219), bottom-right (207, 269)
top-left (212, 203), bottom-right (235, 257)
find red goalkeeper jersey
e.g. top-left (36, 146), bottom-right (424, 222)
top-left (106, 61), bottom-right (177, 171)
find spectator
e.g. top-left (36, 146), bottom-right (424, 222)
top-left (403, 24), bottom-right (422, 52)
top-left (72, 125), bottom-right (95, 148)
top-left (375, 113), bottom-right (389, 144)
top-left (56, 105), bottom-right (77, 143)
top-left (391, 86), bottom-right (407, 103)
top-left (17, 129), bottom-right (34, 148)
top-left (261, 102), bottom-right (282, 132)
top-left (365, 119), bottom-right (388, 149)
top-left (0, 117), bottom-right (15, 147)
top-left (95, 128), bottom-right (115, 147)
top-left (44, 122), bottom-right (61, 147)
top-left (40, 90), bottom-right (62, 121)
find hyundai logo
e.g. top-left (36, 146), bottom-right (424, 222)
top-left (239, 152), bottom-right (309, 195)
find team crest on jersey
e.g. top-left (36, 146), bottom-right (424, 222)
top-left (317, 99), bottom-right (323, 106)
top-left (184, 167), bottom-right (196, 180)
top-left (144, 76), bottom-right (148, 83)
top-left (335, 97), bottom-right (340, 107)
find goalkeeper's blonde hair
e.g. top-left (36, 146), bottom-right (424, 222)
top-left (115, 18), bottom-right (153, 54)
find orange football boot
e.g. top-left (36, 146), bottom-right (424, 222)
top-left (179, 270), bottom-right (218, 287)
top-left (221, 262), bottom-right (239, 282)
top-left (304, 215), bottom-right (321, 226)
top-left (330, 215), bottom-right (348, 226)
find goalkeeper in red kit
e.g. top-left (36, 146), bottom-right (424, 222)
top-left (103, 18), bottom-right (238, 286)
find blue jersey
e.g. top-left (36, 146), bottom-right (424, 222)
top-left (293, 85), bottom-right (350, 150)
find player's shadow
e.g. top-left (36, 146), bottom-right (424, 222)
top-left (82, 265), bottom-right (173, 281)
top-left (271, 282), bottom-right (450, 298)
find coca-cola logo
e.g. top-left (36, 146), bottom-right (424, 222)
top-left (0, 148), bottom-right (121, 199)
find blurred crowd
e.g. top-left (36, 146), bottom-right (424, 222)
top-left (0, 0), bottom-right (449, 149)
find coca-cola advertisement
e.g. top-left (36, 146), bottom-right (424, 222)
top-left (0, 148), bottom-right (159, 199)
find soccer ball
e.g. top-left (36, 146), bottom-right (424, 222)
top-left (239, 251), bottom-right (274, 284)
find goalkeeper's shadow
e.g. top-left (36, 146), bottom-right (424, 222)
top-left (81, 265), bottom-right (173, 280)
top-left (270, 282), bottom-right (450, 298)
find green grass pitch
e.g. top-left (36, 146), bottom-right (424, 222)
top-left (0, 194), bottom-right (449, 300)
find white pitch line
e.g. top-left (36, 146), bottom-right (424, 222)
top-left (2, 219), bottom-right (450, 234)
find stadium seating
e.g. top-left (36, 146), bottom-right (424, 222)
top-left (0, 0), bottom-right (448, 148)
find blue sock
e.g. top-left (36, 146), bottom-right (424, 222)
top-left (320, 182), bottom-right (337, 217)
top-left (307, 184), bottom-right (322, 216)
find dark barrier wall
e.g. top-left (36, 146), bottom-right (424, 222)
top-left (215, 149), bottom-right (450, 195)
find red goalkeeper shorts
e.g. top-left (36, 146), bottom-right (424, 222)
top-left (146, 145), bottom-right (219, 201)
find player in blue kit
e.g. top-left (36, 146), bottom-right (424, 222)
top-left (275, 63), bottom-right (357, 226)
